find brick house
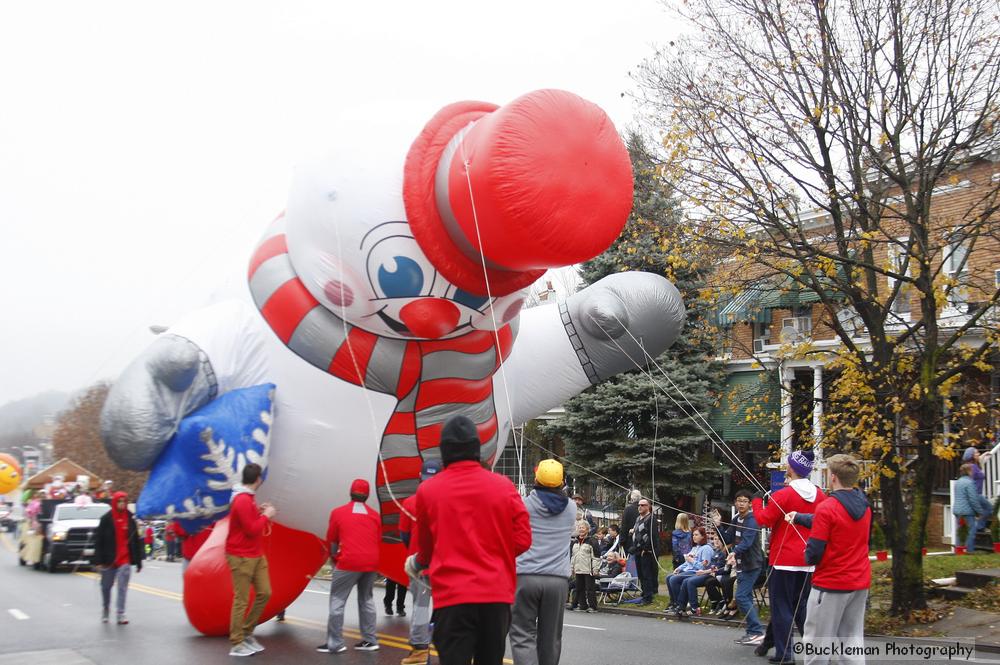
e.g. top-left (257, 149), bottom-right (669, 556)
top-left (709, 157), bottom-right (1000, 544)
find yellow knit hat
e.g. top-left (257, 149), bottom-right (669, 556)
top-left (535, 459), bottom-right (564, 488)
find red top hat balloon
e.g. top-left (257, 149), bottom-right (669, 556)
top-left (404, 89), bottom-right (634, 297)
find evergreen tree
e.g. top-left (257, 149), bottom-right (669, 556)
top-left (544, 132), bottom-right (727, 504)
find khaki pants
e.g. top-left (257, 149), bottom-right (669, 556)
top-left (227, 554), bottom-right (271, 646)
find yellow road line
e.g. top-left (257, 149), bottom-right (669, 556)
top-left (74, 571), bottom-right (513, 663)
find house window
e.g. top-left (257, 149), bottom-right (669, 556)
top-left (943, 233), bottom-right (970, 309)
top-left (752, 320), bottom-right (771, 353)
top-left (781, 306), bottom-right (812, 340)
top-left (888, 242), bottom-right (911, 319)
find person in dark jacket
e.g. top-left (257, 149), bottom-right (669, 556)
top-left (728, 489), bottom-right (765, 641)
top-left (94, 491), bottom-right (143, 625)
top-left (788, 454), bottom-right (872, 665)
top-left (407, 416), bottom-right (532, 665)
top-left (399, 459), bottom-right (442, 665)
top-left (630, 497), bottom-right (659, 604)
top-left (620, 490), bottom-right (641, 554)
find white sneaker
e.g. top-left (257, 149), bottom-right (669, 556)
top-left (243, 636), bottom-right (264, 653)
top-left (228, 643), bottom-right (256, 657)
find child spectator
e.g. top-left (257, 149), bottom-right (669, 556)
top-left (671, 513), bottom-right (693, 567)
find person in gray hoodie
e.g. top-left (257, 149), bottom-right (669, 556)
top-left (509, 460), bottom-right (576, 665)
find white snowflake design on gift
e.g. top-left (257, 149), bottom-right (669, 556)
top-left (157, 405), bottom-right (273, 521)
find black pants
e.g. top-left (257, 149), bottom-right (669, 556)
top-left (636, 551), bottom-right (658, 602)
top-left (432, 602), bottom-right (511, 665)
top-left (572, 574), bottom-right (597, 610)
top-left (384, 579), bottom-right (406, 612)
top-left (704, 574), bottom-right (733, 604)
top-left (769, 570), bottom-right (810, 661)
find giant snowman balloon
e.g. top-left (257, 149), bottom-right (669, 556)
top-left (101, 90), bottom-right (685, 634)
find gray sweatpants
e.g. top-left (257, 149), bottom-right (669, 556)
top-left (509, 574), bottom-right (568, 665)
top-left (325, 569), bottom-right (378, 650)
top-left (802, 587), bottom-right (868, 665)
top-left (100, 564), bottom-right (132, 616)
top-left (408, 577), bottom-right (433, 647)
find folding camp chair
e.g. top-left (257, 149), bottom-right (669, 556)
top-left (599, 555), bottom-right (642, 605)
top-left (752, 567), bottom-right (770, 609)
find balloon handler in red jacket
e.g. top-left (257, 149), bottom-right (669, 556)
top-left (406, 416), bottom-right (531, 665)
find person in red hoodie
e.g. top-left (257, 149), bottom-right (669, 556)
top-left (316, 478), bottom-right (381, 655)
top-left (786, 454), bottom-right (871, 665)
top-left (94, 491), bottom-right (143, 625)
top-left (406, 415), bottom-right (532, 665)
top-left (751, 449), bottom-right (826, 664)
top-left (225, 463), bottom-right (276, 658)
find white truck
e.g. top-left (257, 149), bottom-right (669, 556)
top-left (42, 501), bottom-right (111, 572)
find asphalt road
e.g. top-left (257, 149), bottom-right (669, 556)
top-left (1, 530), bottom-right (997, 665)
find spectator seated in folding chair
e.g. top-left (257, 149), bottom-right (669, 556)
top-left (596, 551), bottom-right (623, 581)
top-left (599, 555), bottom-right (642, 606)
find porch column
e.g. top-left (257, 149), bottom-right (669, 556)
top-left (812, 365), bottom-right (825, 484)
top-left (780, 365), bottom-right (794, 463)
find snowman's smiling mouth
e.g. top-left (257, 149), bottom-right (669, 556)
top-left (375, 308), bottom-right (411, 335)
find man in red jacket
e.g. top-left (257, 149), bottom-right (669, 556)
top-left (787, 454), bottom-right (871, 665)
top-left (316, 478), bottom-right (381, 655)
top-left (751, 449), bottom-right (826, 664)
top-left (408, 415), bottom-right (532, 665)
top-left (225, 463), bottom-right (276, 658)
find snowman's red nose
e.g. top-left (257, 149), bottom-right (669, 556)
top-left (399, 298), bottom-right (461, 339)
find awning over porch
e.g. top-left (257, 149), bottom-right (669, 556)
top-left (710, 371), bottom-right (781, 442)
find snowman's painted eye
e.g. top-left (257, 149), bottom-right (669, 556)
top-left (365, 232), bottom-right (437, 300)
top-left (453, 289), bottom-right (490, 311)
top-left (377, 256), bottom-right (425, 298)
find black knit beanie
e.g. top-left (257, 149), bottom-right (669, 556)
top-left (440, 416), bottom-right (481, 466)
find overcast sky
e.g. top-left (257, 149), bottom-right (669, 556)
top-left (0, 0), bottom-right (679, 406)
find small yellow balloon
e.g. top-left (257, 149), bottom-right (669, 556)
top-left (0, 453), bottom-right (23, 494)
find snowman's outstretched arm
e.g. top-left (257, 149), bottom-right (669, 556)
top-left (505, 272), bottom-right (685, 425)
top-left (100, 335), bottom-right (218, 470)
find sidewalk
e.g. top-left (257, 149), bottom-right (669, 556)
top-left (597, 601), bottom-right (1000, 653)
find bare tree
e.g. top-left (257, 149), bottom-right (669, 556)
top-left (51, 383), bottom-right (148, 499)
top-left (635, 0), bottom-right (1000, 616)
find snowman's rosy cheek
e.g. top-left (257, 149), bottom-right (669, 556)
top-left (502, 298), bottom-right (524, 323)
top-left (324, 280), bottom-right (355, 307)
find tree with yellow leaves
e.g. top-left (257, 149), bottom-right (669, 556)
top-left (635, 0), bottom-right (1000, 617)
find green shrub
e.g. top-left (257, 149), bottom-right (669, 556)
top-left (870, 520), bottom-right (886, 551)
top-left (956, 516), bottom-right (969, 545)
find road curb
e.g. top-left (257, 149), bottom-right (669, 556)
top-left (594, 605), bottom-right (1000, 654)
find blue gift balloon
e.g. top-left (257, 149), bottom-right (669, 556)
top-left (137, 383), bottom-right (275, 534)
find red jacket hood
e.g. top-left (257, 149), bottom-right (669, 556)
top-left (111, 491), bottom-right (129, 517)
